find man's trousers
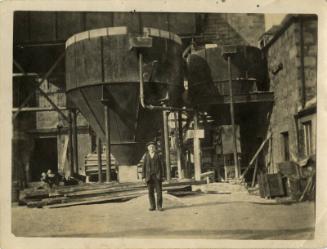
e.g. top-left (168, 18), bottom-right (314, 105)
top-left (147, 174), bottom-right (162, 209)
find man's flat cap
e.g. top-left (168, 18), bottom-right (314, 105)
top-left (146, 141), bottom-right (156, 147)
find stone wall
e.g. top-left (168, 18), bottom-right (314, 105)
top-left (301, 18), bottom-right (317, 105)
top-left (266, 16), bottom-right (317, 170)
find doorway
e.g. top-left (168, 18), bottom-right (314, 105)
top-left (30, 137), bottom-right (58, 181)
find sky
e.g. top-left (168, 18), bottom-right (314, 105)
top-left (265, 14), bottom-right (287, 31)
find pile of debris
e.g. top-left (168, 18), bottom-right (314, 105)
top-left (18, 180), bottom-right (204, 209)
top-left (248, 155), bottom-right (316, 203)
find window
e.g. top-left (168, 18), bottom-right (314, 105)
top-left (303, 121), bottom-right (313, 156)
top-left (281, 132), bottom-right (290, 161)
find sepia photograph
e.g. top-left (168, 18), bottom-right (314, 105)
top-left (1, 1), bottom-right (326, 248)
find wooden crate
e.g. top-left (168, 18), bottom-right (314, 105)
top-left (258, 173), bottom-right (285, 198)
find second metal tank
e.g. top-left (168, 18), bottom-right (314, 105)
top-left (186, 45), bottom-right (268, 106)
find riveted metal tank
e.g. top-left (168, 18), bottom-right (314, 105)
top-left (186, 45), bottom-right (268, 106)
top-left (65, 26), bottom-right (183, 165)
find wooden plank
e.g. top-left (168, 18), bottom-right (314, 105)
top-left (40, 186), bottom-right (194, 208)
top-left (251, 158), bottom-right (259, 187)
top-left (48, 192), bottom-right (146, 208)
top-left (60, 136), bottom-right (69, 174)
top-left (240, 132), bottom-right (271, 179)
top-left (20, 180), bottom-right (206, 203)
top-left (27, 197), bottom-right (68, 208)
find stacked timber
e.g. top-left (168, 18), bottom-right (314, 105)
top-left (84, 152), bottom-right (117, 177)
top-left (18, 180), bottom-right (205, 208)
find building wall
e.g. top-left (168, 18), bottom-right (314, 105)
top-left (202, 13), bottom-right (265, 46)
top-left (266, 16), bottom-right (317, 170)
top-left (302, 18), bottom-right (317, 105)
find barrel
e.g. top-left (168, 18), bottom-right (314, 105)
top-left (65, 26), bottom-right (183, 165)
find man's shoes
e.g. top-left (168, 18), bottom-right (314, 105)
top-left (157, 207), bottom-right (164, 211)
top-left (149, 208), bottom-right (155, 211)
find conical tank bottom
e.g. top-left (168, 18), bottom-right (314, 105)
top-left (67, 84), bottom-right (162, 165)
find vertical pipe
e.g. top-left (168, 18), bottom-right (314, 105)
top-left (68, 111), bottom-right (74, 176)
top-left (104, 104), bottom-right (112, 182)
top-left (163, 109), bottom-right (171, 181)
top-left (72, 109), bottom-right (79, 175)
top-left (174, 112), bottom-right (183, 179)
top-left (227, 55), bottom-right (240, 178)
top-left (193, 111), bottom-right (202, 181)
top-left (97, 137), bottom-right (103, 183)
top-left (178, 111), bottom-right (185, 177)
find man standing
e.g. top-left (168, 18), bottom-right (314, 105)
top-left (142, 141), bottom-right (164, 211)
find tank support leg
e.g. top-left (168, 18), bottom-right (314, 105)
top-left (72, 109), bottom-right (79, 175)
top-left (163, 110), bottom-right (171, 181)
top-left (104, 104), bottom-right (112, 182)
top-left (227, 55), bottom-right (240, 178)
top-left (193, 111), bottom-right (202, 181)
top-left (174, 112), bottom-right (183, 179)
top-left (68, 111), bottom-right (74, 176)
top-left (97, 137), bottom-right (103, 183)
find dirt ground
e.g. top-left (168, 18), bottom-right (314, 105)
top-left (12, 187), bottom-right (315, 240)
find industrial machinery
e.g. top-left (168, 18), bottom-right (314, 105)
top-left (65, 26), bottom-right (183, 167)
top-left (186, 45), bottom-right (268, 106)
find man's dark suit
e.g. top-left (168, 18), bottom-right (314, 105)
top-left (142, 152), bottom-right (164, 210)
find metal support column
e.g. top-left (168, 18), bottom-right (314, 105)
top-left (97, 137), bottom-right (103, 183)
top-left (193, 111), bottom-right (201, 181)
top-left (178, 111), bottom-right (186, 178)
top-left (227, 55), bottom-right (240, 178)
top-left (174, 112), bottom-right (183, 179)
top-left (163, 110), bottom-right (171, 181)
top-left (104, 104), bottom-right (112, 182)
top-left (68, 111), bottom-right (74, 176)
top-left (72, 109), bottom-right (79, 175)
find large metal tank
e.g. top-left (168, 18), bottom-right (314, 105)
top-left (65, 26), bottom-right (183, 165)
top-left (186, 45), bottom-right (268, 106)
